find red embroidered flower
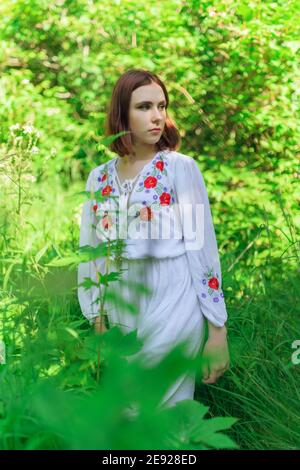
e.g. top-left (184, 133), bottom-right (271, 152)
top-left (144, 176), bottom-right (157, 189)
top-left (101, 215), bottom-right (113, 230)
top-left (155, 161), bottom-right (164, 172)
top-left (140, 206), bottom-right (154, 221)
top-left (101, 174), bottom-right (107, 182)
top-left (102, 185), bottom-right (112, 196)
top-left (208, 277), bottom-right (219, 290)
top-left (93, 204), bottom-right (98, 212)
top-left (159, 192), bottom-right (171, 206)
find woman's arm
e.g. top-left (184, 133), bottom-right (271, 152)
top-left (174, 155), bottom-right (228, 328)
top-left (201, 320), bottom-right (230, 384)
top-left (174, 155), bottom-right (230, 383)
top-left (77, 169), bottom-right (105, 325)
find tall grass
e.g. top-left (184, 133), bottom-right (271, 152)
top-left (0, 135), bottom-right (299, 449)
top-left (195, 196), bottom-right (300, 449)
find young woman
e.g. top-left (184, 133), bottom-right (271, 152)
top-left (78, 68), bottom-right (229, 410)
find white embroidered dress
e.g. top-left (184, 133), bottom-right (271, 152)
top-left (78, 149), bottom-right (228, 408)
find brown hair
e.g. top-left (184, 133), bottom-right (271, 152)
top-left (104, 68), bottom-right (181, 157)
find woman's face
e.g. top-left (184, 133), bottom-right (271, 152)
top-left (128, 82), bottom-right (167, 147)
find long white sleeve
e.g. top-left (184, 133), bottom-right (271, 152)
top-left (174, 156), bottom-right (228, 327)
top-left (77, 169), bottom-right (105, 325)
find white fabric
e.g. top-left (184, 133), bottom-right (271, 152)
top-left (77, 149), bottom-right (228, 407)
top-left (107, 253), bottom-right (205, 411)
top-left (78, 149), bottom-right (228, 328)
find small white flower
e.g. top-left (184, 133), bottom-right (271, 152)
top-left (45, 108), bottom-right (60, 116)
top-left (31, 146), bottom-right (39, 154)
top-left (9, 123), bottom-right (20, 131)
top-left (23, 174), bottom-right (36, 183)
top-left (74, 205), bottom-right (82, 226)
top-left (23, 125), bottom-right (34, 134)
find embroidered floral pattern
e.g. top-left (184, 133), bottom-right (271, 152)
top-left (95, 162), bottom-right (116, 199)
top-left (92, 151), bottom-right (174, 232)
top-left (135, 152), bottom-right (175, 217)
top-left (200, 267), bottom-right (224, 303)
top-left (98, 174), bottom-right (107, 182)
top-left (101, 184), bottom-right (113, 196)
top-left (91, 163), bottom-right (119, 241)
top-left (95, 206), bottom-right (117, 241)
top-left (100, 210), bottom-right (113, 230)
top-left (140, 206), bottom-right (154, 221)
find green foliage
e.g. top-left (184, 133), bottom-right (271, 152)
top-left (0, 322), bottom-right (238, 450)
top-left (0, 0), bottom-right (299, 450)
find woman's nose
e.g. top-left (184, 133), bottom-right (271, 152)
top-left (152, 108), bottom-right (163, 120)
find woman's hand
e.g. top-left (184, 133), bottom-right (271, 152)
top-left (201, 323), bottom-right (230, 384)
top-left (94, 315), bottom-right (108, 335)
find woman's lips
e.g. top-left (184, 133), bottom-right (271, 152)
top-left (149, 129), bottom-right (161, 134)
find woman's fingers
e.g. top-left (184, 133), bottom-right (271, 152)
top-left (202, 372), bottom-right (218, 384)
top-left (202, 363), bottom-right (229, 384)
top-left (201, 362), bottom-right (210, 382)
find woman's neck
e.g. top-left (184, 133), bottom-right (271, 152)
top-left (124, 145), bottom-right (157, 164)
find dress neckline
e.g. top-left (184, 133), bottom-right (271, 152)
top-left (113, 150), bottom-right (165, 194)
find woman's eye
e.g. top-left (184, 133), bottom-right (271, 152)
top-left (139, 105), bottom-right (166, 110)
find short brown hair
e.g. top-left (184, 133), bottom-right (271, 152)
top-left (104, 68), bottom-right (181, 157)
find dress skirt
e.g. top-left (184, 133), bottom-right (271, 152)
top-left (106, 251), bottom-right (206, 414)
